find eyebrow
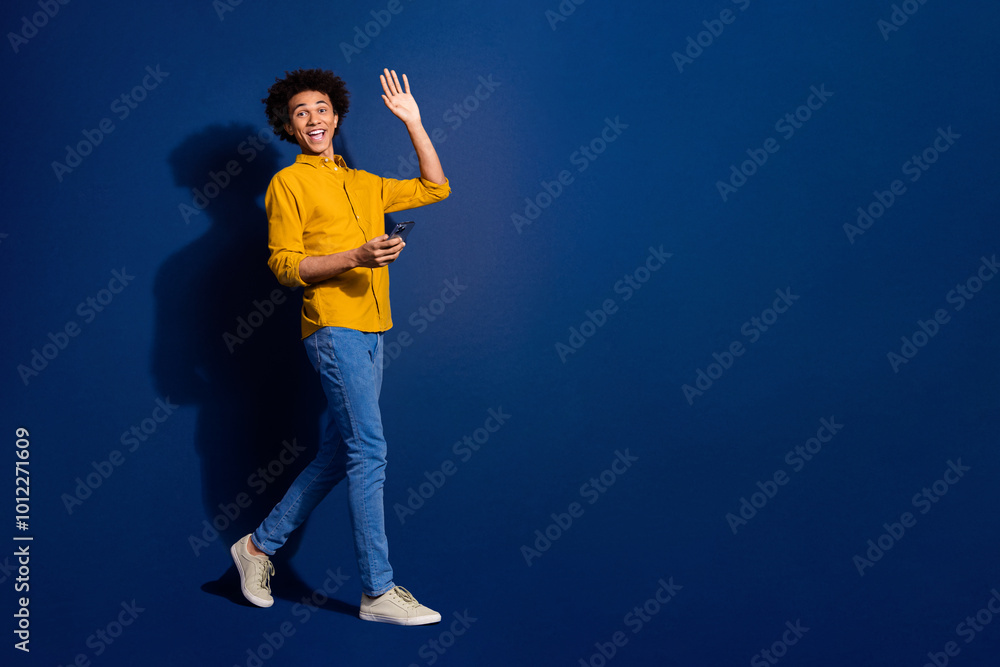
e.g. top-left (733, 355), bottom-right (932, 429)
top-left (291, 100), bottom-right (330, 111)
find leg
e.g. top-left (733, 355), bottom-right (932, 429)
top-left (251, 366), bottom-right (348, 555)
top-left (304, 326), bottom-right (395, 596)
top-left (234, 339), bottom-right (348, 607)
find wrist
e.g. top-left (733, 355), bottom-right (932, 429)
top-left (346, 247), bottom-right (360, 269)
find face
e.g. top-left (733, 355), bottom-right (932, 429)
top-left (284, 90), bottom-right (338, 157)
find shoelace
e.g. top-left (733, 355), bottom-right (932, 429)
top-left (392, 586), bottom-right (419, 608)
top-left (257, 560), bottom-right (275, 591)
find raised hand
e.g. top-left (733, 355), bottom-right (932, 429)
top-left (380, 68), bottom-right (421, 126)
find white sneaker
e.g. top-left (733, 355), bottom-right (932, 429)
top-left (359, 586), bottom-right (441, 625)
top-left (230, 534), bottom-right (274, 608)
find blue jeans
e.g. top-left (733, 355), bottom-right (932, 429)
top-left (252, 326), bottom-right (395, 596)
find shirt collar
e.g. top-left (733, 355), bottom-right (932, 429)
top-left (295, 153), bottom-right (347, 169)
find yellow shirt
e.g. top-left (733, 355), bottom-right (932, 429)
top-left (266, 154), bottom-right (451, 338)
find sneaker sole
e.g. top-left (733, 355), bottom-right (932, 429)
top-left (359, 610), bottom-right (441, 626)
top-left (230, 542), bottom-right (274, 608)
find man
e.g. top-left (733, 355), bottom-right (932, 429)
top-left (230, 67), bottom-right (450, 625)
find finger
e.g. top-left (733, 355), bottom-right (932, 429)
top-left (377, 248), bottom-right (403, 265)
top-left (390, 69), bottom-right (402, 94)
top-left (385, 68), bottom-right (400, 94)
top-left (401, 73), bottom-right (410, 95)
top-left (380, 72), bottom-right (392, 98)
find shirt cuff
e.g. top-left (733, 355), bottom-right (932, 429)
top-left (269, 252), bottom-right (310, 288)
top-left (418, 176), bottom-right (451, 195)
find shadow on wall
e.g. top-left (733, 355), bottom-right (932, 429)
top-left (153, 123), bottom-right (323, 581)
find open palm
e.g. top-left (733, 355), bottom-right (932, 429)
top-left (380, 68), bottom-right (420, 125)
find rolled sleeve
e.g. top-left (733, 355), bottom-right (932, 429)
top-left (265, 174), bottom-right (310, 288)
top-left (382, 176), bottom-right (451, 213)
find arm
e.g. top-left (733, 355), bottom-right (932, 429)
top-left (298, 237), bottom-right (404, 283)
top-left (381, 68), bottom-right (446, 185)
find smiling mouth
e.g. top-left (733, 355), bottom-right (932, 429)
top-left (307, 129), bottom-right (326, 142)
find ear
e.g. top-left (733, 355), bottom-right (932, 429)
top-left (283, 122), bottom-right (294, 137)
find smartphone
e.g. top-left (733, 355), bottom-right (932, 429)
top-left (388, 221), bottom-right (415, 243)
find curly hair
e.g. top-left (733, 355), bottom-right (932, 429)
top-left (262, 69), bottom-right (351, 144)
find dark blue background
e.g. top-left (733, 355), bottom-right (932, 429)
top-left (3, 1), bottom-right (999, 665)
